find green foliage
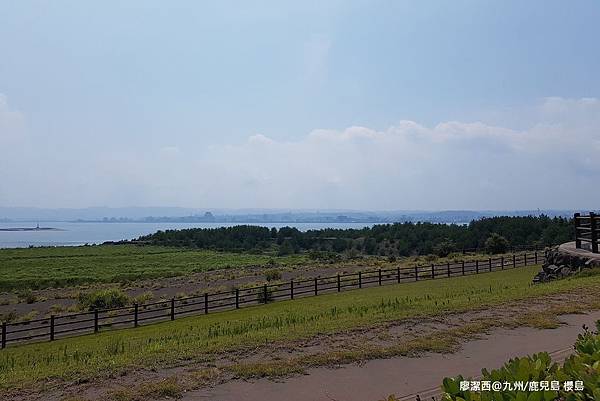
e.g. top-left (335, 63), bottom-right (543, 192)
top-left (442, 321), bottom-right (600, 400)
top-left (278, 239), bottom-right (295, 256)
top-left (485, 233), bottom-right (510, 254)
top-left (77, 288), bottom-right (129, 311)
top-left (0, 245), bottom-right (307, 291)
top-left (264, 269), bottom-right (282, 282)
top-left (136, 215), bottom-right (573, 256)
top-left (434, 239), bottom-right (457, 257)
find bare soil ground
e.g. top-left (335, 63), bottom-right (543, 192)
top-left (7, 289), bottom-right (600, 401)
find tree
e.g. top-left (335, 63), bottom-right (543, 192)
top-left (278, 239), bottom-right (295, 256)
top-left (485, 233), bottom-right (510, 254)
top-left (433, 239), bottom-right (456, 257)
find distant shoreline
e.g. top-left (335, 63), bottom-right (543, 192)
top-left (0, 227), bottom-right (60, 232)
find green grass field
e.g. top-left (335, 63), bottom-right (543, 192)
top-left (3, 265), bottom-right (600, 391)
top-left (0, 245), bottom-right (308, 291)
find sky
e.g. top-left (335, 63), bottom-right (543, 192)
top-left (0, 1), bottom-right (599, 211)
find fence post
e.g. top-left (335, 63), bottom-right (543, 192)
top-left (314, 278), bottom-right (318, 296)
top-left (337, 274), bottom-right (341, 292)
top-left (290, 280), bottom-right (294, 300)
top-left (170, 298), bottom-right (175, 321)
top-left (513, 254), bottom-right (516, 268)
top-left (461, 260), bottom-right (465, 275)
top-left (397, 266), bottom-right (401, 283)
top-left (378, 269), bottom-right (382, 286)
top-left (134, 303), bottom-right (138, 327)
top-left (501, 256), bottom-right (504, 270)
top-left (1, 322), bottom-right (5, 349)
top-left (263, 284), bottom-right (268, 304)
top-left (524, 253), bottom-right (527, 266)
top-left (475, 260), bottom-right (479, 274)
top-left (49, 315), bottom-right (55, 341)
top-left (359, 271), bottom-right (362, 288)
top-left (575, 212), bottom-right (581, 249)
top-left (431, 264), bottom-right (435, 279)
top-left (94, 309), bottom-right (99, 333)
top-left (235, 289), bottom-right (240, 309)
top-left (204, 293), bottom-right (209, 314)
top-left (591, 212), bottom-right (599, 253)
top-left (447, 262), bottom-right (450, 277)
top-left (414, 266), bottom-right (418, 281)
top-left (534, 251), bottom-right (538, 264)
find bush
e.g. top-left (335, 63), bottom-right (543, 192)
top-left (264, 269), bottom-right (282, 282)
top-left (485, 233), bottom-right (510, 254)
top-left (78, 288), bottom-right (130, 311)
top-left (433, 240), bottom-right (457, 257)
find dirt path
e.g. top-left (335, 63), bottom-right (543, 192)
top-left (187, 311), bottom-right (600, 401)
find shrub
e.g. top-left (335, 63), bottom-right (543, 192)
top-left (78, 288), bottom-right (130, 311)
top-left (17, 289), bottom-right (38, 304)
top-left (433, 240), bottom-right (457, 257)
top-left (485, 233), bottom-right (510, 254)
top-left (264, 269), bottom-right (282, 282)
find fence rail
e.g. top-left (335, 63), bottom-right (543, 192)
top-left (575, 212), bottom-right (599, 254)
top-left (0, 249), bottom-right (546, 349)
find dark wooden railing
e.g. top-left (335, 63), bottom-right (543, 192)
top-left (575, 212), bottom-right (599, 254)
top-left (0, 249), bottom-right (545, 349)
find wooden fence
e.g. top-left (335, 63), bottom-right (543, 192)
top-left (0, 250), bottom-right (545, 349)
top-left (575, 212), bottom-right (599, 253)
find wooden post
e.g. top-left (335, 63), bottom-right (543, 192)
top-left (359, 271), bottom-right (362, 288)
top-left (501, 256), bottom-right (504, 270)
top-left (524, 253), bottom-right (527, 266)
top-left (170, 298), bottom-right (175, 321)
top-left (489, 258), bottom-right (492, 271)
top-left (431, 264), bottom-right (435, 279)
top-left (513, 254), bottom-right (516, 268)
top-left (575, 212), bottom-right (581, 249)
top-left (447, 262), bottom-right (450, 277)
top-left (134, 303), bottom-right (138, 327)
top-left (204, 293), bottom-right (209, 314)
top-left (534, 251), bottom-right (538, 264)
top-left (337, 274), bottom-right (341, 292)
top-left (475, 260), bottom-right (479, 274)
top-left (414, 265), bottom-right (418, 281)
top-left (263, 284), bottom-right (268, 303)
top-left (50, 315), bottom-right (55, 341)
top-left (397, 266), bottom-right (401, 283)
top-left (1, 322), bottom-right (5, 349)
top-left (314, 278), bottom-right (318, 296)
top-left (378, 269), bottom-right (382, 286)
top-left (290, 280), bottom-right (294, 300)
top-left (591, 212), bottom-right (599, 253)
top-left (461, 260), bottom-right (465, 275)
top-left (94, 309), bottom-right (99, 333)
top-left (235, 289), bottom-right (240, 309)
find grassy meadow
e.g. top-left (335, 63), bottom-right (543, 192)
top-left (3, 265), bottom-right (600, 391)
top-left (0, 245), bottom-right (308, 291)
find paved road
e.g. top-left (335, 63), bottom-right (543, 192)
top-left (186, 311), bottom-right (600, 401)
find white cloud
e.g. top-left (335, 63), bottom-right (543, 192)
top-left (1, 97), bottom-right (598, 209)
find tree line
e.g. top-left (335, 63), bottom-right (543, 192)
top-left (133, 215), bottom-right (573, 257)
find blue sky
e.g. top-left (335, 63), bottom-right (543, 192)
top-left (0, 1), bottom-right (599, 210)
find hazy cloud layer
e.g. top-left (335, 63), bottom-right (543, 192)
top-left (1, 97), bottom-right (598, 210)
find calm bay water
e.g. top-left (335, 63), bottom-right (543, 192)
top-left (0, 222), bottom-right (374, 249)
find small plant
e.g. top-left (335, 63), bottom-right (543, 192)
top-left (77, 288), bottom-right (129, 311)
top-left (17, 289), bottom-right (38, 304)
top-left (264, 269), bottom-right (282, 282)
